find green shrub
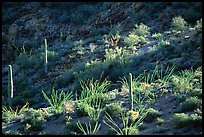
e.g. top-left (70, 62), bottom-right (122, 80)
top-left (132, 23), bottom-right (150, 36)
top-left (76, 102), bottom-right (94, 117)
top-left (2, 111), bottom-right (15, 123)
top-left (124, 34), bottom-right (147, 47)
top-left (194, 18), bottom-right (202, 30)
top-left (144, 108), bottom-right (161, 123)
top-left (190, 88), bottom-right (202, 98)
top-left (181, 97), bottom-right (202, 112)
top-left (171, 16), bottom-right (188, 31)
top-left (104, 103), bottom-right (123, 117)
top-left (22, 108), bottom-right (46, 131)
top-left (156, 117), bottom-right (165, 125)
top-left (172, 113), bottom-right (202, 128)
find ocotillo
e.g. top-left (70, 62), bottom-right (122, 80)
top-left (129, 73), bottom-right (133, 110)
top-left (44, 39), bottom-right (48, 75)
top-left (8, 65), bottom-right (13, 106)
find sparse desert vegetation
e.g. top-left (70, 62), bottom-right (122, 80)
top-left (2, 2), bottom-right (202, 135)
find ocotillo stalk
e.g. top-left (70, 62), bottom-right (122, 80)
top-left (129, 73), bottom-right (133, 110)
top-left (8, 65), bottom-right (13, 106)
top-left (44, 39), bottom-right (48, 75)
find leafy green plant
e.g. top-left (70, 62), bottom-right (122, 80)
top-left (172, 113), bottom-right (202, 128)
top-left (42, 87), bottom-right (72, 115)
top-left (77, 121), bottom-right (101, 135)
top-left (103, 111), bottom-right (148, 135)
top-left (181, 97), bottom-right (202, 112)
top-left (171, 16), bottom-right (188, 31)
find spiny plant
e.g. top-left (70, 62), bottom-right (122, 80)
top-left (142, 63), bottom-right (175, 85)
top-left (171, 68), bottom-right (196, 94)
top-left (2, 102), bottom-right (29, 117)
top-left (103, 111), bottom-right (148, 135)
top-left (77, 121), bottom-right (101, 135)
top-left (78, 79), bottom-right (111, 108)
top-left (2, 102), bottom-right (29, 123)
top-left (8, 65), bottom-right (13, 106)
top-left (42, 87), bottom-right (72, 115)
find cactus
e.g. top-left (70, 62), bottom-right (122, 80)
top-left (8, 65), bottom-right (13, 106)
top-left (44, 39), bottom-right (48, 75)
top-left (129, 73), bottom-right (133, 110)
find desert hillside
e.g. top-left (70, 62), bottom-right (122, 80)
top-left (2, 2), bottom-right (202, 135)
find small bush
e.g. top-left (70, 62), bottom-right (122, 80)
top-left (181, 97), bottom-right (202, 112)
top-left (144, 108), bottom-right (161, 123)
top-left (76, 102), bottom-right (94, 117)
top-left (190, 88), bottom-right (202, 98)
top-left (2, 111), bottom-right (15, 123)
top-left (133, 23), bottom-right (150, 36)
top-left (22, 108), bottom-right (46, 131)
top-left (172, 113), bottom-right (202, 128)
top-left (171, 16), bottom-right (188, 31)
top-left (104, 103), bottom-right (123, 117)
top-left (124, 34), bottom-right (147, 47)
top-left (156, 117), bottom-right (165, 125)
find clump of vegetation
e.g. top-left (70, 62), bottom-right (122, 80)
top-left (156, 117), bottom-right (165, 125)
top-left (181, 96), bottom-right (202, 112)
top-left (172, 113), bottom-right (202, 128)
top-left (144, 108), bottom-right (161, 123)
top-left (103, 111), bottom-right (148, 135)
top-left (22, 108), bottom-right (46, 131)
top-left (104, 103), bottom-right (123, 117)
top-left (75, 102), bottom-right (94, 117)
top-left (132, 23), bottom-right (151, 36)
top-left (171, 16), bottom-right (188, 31)
top-left (2, 102), bottom-right (29, 123)
top-left (77, 121), bottom-right (101, 135)
top-left (42, 88), bottom-right (73, 115)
